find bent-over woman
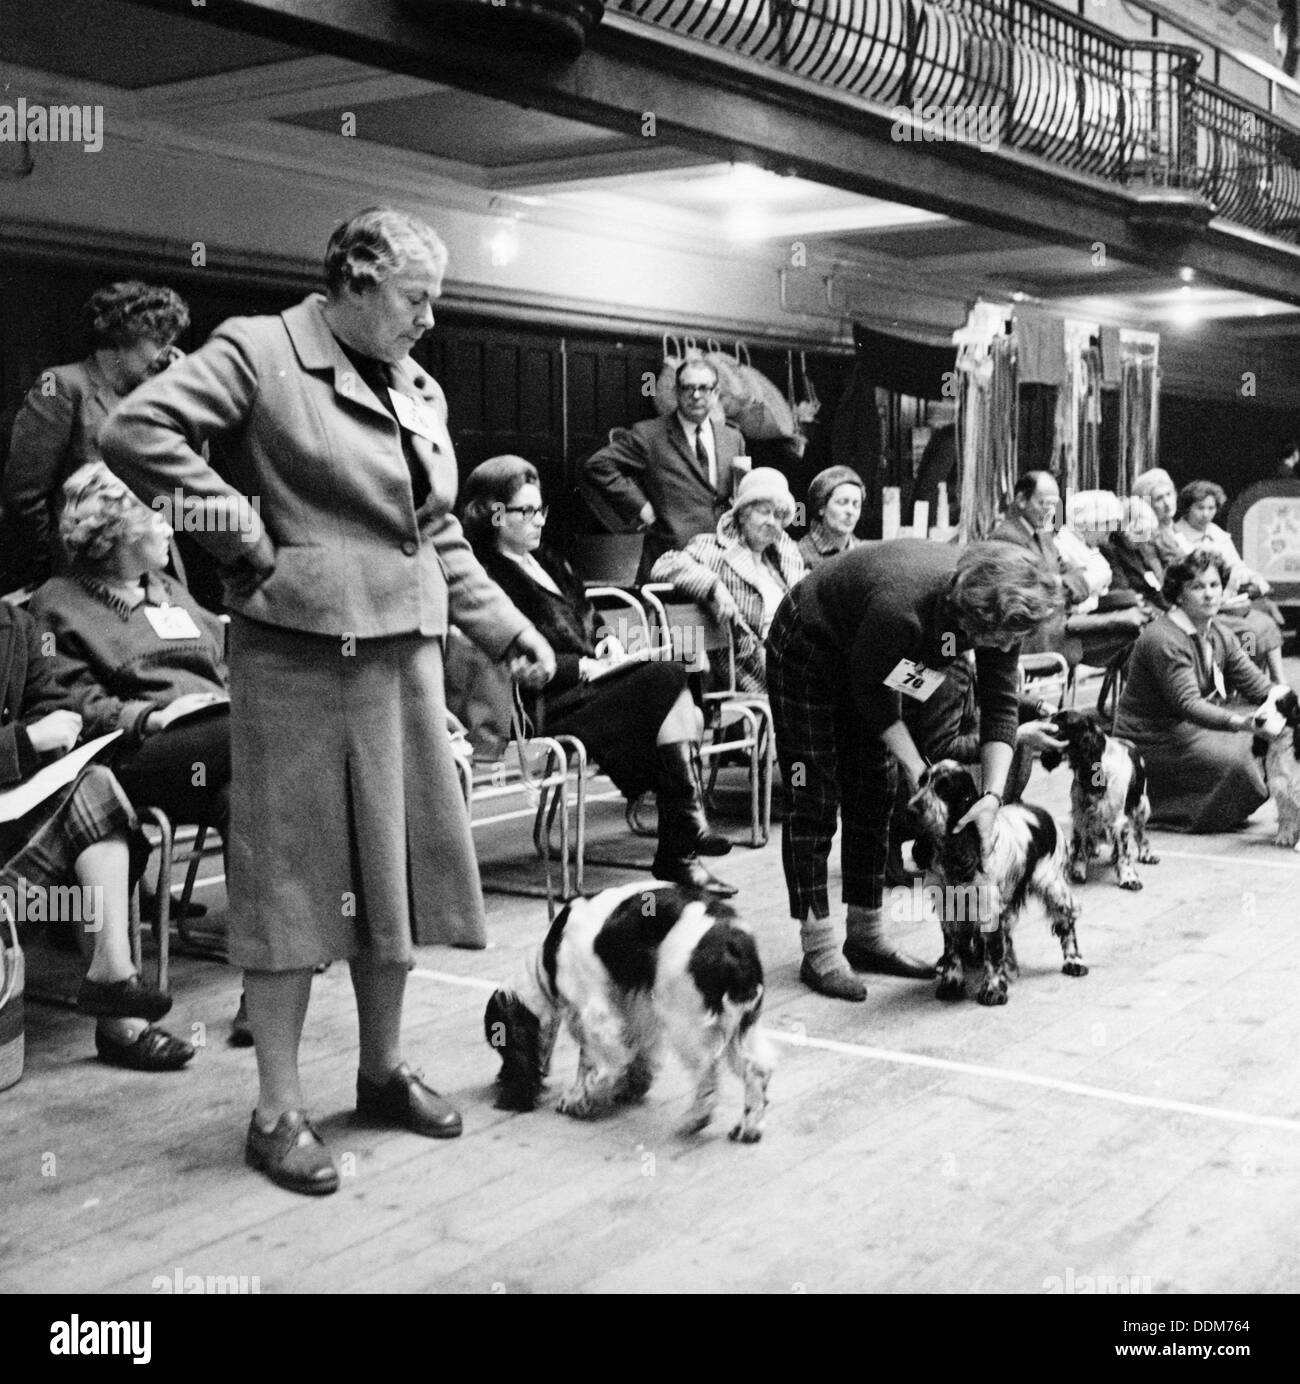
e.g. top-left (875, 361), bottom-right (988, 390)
top-left (766, 539), bottom-right (1061, 1002)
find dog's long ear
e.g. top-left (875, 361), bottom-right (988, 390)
top-left (1252, 733), bottom-right (1272, 761)
top-left (1039, 745), bottom-right (1064, 772)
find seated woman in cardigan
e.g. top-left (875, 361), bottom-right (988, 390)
top-left (459, 455), bottom-right (735, 898)
top-left (28, 462), bottom-right (247, 1042)
top-left (650, 466), bottom-right (807, 696)
top-left (1115, 549), bottom-right (1280, 834)
top-left (1, 599), bottom-right (193, 1071)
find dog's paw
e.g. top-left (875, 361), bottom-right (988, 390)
top-left (976, 979), bottom-right (1008, 1006)
top-left (1118, 876), bottom-right (1143, 891)
top-left (935, 976), bottom-right (965, 1002)
top-left (729, 1123), bottom-right (763, 1144)
top-left (678, 1110), bottom-right (714, 1138)
top-left (557, 1092), bottom-right (598, 1120)
top-left (1069, 864), bottom-right (1089, 884)
top-left (493, 1084), bottom-right (539, 1113)
top-left (1062, 959), bottom-right (1089, 978)
top-left (1137, 852), bottom-right (1160, 864)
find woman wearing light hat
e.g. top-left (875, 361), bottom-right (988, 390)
top-left (650, 466), bottom-right (807, 695)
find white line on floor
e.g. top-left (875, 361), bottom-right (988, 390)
top-left (1155, 849), bottom-right (1299, 871)
top-left (407, 967), bottom-right (1300, 1134)
top-left (410, 967), bottom-right (500, 992)
top-left (767, 1030), bottom-right (1300, 1133)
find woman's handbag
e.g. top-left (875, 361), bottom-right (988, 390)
top-left (728, 342), bottom-right (796, 441)
top-left (0, 896), bottom-right (25, 1091)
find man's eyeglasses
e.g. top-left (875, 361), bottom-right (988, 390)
top-left (677, 383), bottom-right (717, 396)
top-left (504, 505), bottom-right (548, 523)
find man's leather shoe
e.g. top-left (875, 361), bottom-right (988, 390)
top-left (245, 1110), bottom-right (340, 1195)
top-left (842, 938), bottom-right (936, 979)
top-left (356, 1062), bottom-right (463, 1138)
top-left (95, 1024), bottom-right (194, 1071)
top-left (799, 957), bottom-right (866, 1002)
top-left (79, 974), bottom-right (172, 1021)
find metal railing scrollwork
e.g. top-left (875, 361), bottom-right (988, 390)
top-left (613, 0), bottom-right (1300, 242)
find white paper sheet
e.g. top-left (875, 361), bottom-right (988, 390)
top-left (0, 731), bottom-right (124, 823)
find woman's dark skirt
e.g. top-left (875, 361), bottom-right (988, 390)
top-left (539, 660), bottom-right (687, 798)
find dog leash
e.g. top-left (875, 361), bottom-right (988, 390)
top-left (509, 684), bottom-right (559, 922)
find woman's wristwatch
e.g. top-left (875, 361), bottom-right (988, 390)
top-left (978, 789), bottom-right (1003, 807)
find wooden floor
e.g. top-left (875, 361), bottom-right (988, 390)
top-left (5, 667), bottom-right (1300, 1295)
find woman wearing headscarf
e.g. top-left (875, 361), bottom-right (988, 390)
top-left (798, 465), bottom-right (865, 572)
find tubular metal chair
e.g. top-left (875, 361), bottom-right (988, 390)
top-left (640, 583), bottom-right (774, 847)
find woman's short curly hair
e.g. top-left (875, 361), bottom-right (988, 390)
top-left (85, 281), bottom-right (189, 351)
top-left (1162, 547), bottom-right (1232, 605)
top-left (59, 462), bottom-right (158, 569)
top-left (459, 455), bottom-right (540, 552)
top-left (1176, 479), bottom-right (1227, 520)
top-left (950, 541), bottom-right (1063, 642)
top-left (324, 207), bottom-right (448, 296)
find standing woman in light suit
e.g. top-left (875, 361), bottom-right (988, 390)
top-left (101, 209), bottom-right (555, 1195)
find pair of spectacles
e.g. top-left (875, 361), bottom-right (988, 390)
top-left (504, 505), bottom-right (548, 523)
top-left (678, 383), bottom-right (716, 396)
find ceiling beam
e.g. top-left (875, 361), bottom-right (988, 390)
top-left (117, 0), bottom-right (1300, 307)
top-left (483, 144), bottom-right (710, 191)
top-left (137, 54), bottom-right (445, 122)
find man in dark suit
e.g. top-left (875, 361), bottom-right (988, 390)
top-left (583, 358), bottom-right (748, 583)
top-left (991, 470), bottom-right (1143, 668)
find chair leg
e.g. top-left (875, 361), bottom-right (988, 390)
top-left (144, 808), bottom-right (173, 994)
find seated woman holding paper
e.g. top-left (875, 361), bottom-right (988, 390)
top-left (1, 599), bottom-right (194, 1071)
top-left (650, 466), bottom-right (807, 695)
top-left (28, 463), bottom-right (232, 853)
top-left (460, 455), bottom-right (735, 897)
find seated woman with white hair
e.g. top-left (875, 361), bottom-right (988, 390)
top-left (650, 466), bottom-right (807, 695)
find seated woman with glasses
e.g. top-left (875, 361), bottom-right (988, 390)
top-left (650, 466), bottom-right (807, 695)
top-left (460, 455), bottom-right (735, 896)
top-left (2, 281), bottom-right (190, 592)
top-left (2, 598), bottom-right (194, 1072)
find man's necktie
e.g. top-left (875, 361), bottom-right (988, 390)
top-left (696, 425), bottom-right (716, 490)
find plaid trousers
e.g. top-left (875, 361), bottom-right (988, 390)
top-left (766, 588), bottom-right (896, 920)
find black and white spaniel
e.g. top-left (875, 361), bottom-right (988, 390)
top-left (1039, 709), bottom-right (1159, 890)
top-left (484, 881), bottom-right (772, 1142)
top-left (1253, 687), bottom-right (1300, 849)
top-left (909, 761), bottom-right (1087, 1006)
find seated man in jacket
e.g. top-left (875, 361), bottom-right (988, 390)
top-left (991, 471), bottom-right (1145, 669)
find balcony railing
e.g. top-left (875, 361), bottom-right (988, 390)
top-left (613, 0), bottom-right (1300, 243)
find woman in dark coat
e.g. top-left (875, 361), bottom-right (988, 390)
top-left (1, 600), bottom-right (191, 1071)
top-left (2, 281), bottom-right (189, 591)
top-left (765, 539), bottom-right (1062, 1002)
top-left (460, 455), bottom-right (734, 897)
top-left (100, 210), bottom-right (555, 1197)
top-left (1115, 550), bottom-right (1276, 833)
